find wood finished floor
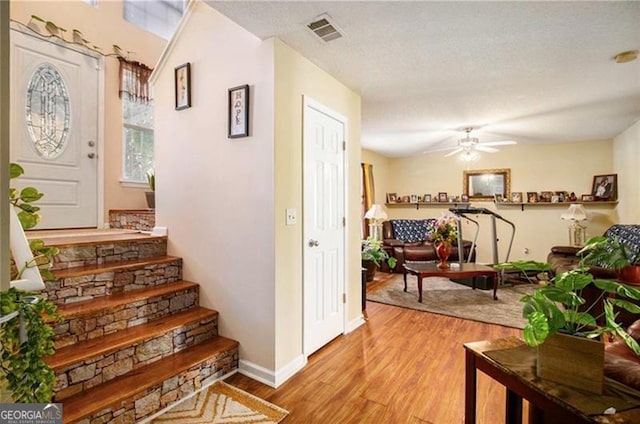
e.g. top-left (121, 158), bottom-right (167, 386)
top-left (225, 272), bottom-right (523, 423)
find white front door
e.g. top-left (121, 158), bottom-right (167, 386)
top-left (10, 29), bottom-right (100, 229)
top-left (303, 97), bottom-right (346, 356)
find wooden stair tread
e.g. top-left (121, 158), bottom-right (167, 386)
top-left (26, 229), bottom-right (166, 247)
top-left (62, 336), bottom-right (239, 423)
top-left (47, 307), bottom-right (217, 370)
top-left (57, 281), bottom-right (198, 319)
top-left (54, 255), bottom-right (181, 279)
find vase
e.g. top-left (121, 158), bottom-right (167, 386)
top-left (362, 260), bottom-right (378, 282)
top-left (537, 333), bottom-right (604, 394)
top-left (436, 241), bottom-right (451, 269)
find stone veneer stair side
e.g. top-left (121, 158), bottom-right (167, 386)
top-left (32, 230), bottom-right (239, 424)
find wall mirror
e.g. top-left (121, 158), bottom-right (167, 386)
top-left (463, 168), bottom-right (511, 201)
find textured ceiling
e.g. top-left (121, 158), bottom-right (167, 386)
top-left (206, 1), bottom-right (640, 157)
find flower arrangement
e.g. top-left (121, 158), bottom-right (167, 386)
top-left (427, 213), bottom-right (459, 245)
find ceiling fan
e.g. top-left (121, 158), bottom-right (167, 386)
top-left (443, 128), bottom-right (517, 159)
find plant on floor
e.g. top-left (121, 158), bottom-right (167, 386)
top-left (361, 236), bottom-right (396, 269)
top-left (2, 163), bottom-right (61, 403)
top-left (496, 261), bottom-right (640, 354)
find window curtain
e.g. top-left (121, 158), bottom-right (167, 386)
top-left (118, 57), bottom-right (153, 102)
top-left (361, 163), bottom-right (375, 237)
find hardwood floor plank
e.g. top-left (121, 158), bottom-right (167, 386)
top-left (225, 274), bottom-right (523, 423)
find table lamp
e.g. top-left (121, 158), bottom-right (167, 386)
top-left (561, 204), bottom-right (587, 247)
top-left (364, 204), bottom-right (388, 241)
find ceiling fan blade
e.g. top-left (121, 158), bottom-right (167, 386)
top-left (479, 140), bottom-right (517, 146)
top-left (443, 148), bottom-right (463, 157)
top-left (475, 145), bottom-right (499, 153)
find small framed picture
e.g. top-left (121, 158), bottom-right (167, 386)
top-left (438, 192), bottom-right (448, 202)
top-left (494, 194), bottom-right (504, 203)
top-left (554, 191), bottom-right (567, 202)
top-left (551, 195), bottom-right (560, 203)
top-left (423, 194), bottom-right (431, 203)
top-left (591, 174), bottom-right (617, 201)
top-left (539, 191), bottom-right (553, 202)
top-left (461, 194), bottom-right (469, 202)
top-left (228, 84), bottom-right (249, 138)
top-left (175, 63), bottom-right (191, 110)
top-left (527, 192), bottom-right (538, 203)
top-left (511, 192), bottom-right (522, 203)
top-left (386, 193), bottom-right (397, 203)
top-left (410, 194), bottom-right (419, 203)
top-left (582, 194), bottom-right (595, 202)
top-left (401, 195), bottom-right (411, 203)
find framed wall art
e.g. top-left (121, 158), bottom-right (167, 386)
top-left (463, 168), bottom-right (511, 201)
top-left (175, 63), bottom-right (191, 110)
top-left (228, 84), bottom-right (249, 138)
top-left (591, 174), bottom-right (617, 201)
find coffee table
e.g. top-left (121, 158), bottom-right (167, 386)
top-left (403, 261), bottom-right (499, 303)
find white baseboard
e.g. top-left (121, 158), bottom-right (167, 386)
top-left (239, 355), bottom-right (307, 388)
top-left (345, 314), bottom-right (366, 333)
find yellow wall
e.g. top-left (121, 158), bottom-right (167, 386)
top-left (373, 140), bottom-right (616, 263)
top-left (614, 119), bottom-right (640, 224)
top-left (274, 39), bottom-right (362, 370)
top-left (362, 149), bottom-right (391, 205)
top-left (11, 1), bottom-right (166, 221)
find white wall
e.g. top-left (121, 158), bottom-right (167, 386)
top-left (153, 2), bottom-right (276, 369)
top-left (614, 119), bottom-right (640, 223)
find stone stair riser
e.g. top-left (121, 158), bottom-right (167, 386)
top-left (54, 316), bottom-right (218, 401)
top-left (54, 288), bottom-right (199, 349)
top-left (52, 239), bottom-right (167, 271)
top-left (73, 346), bottom-right (239, 424)
top-left (44, 260), bottom-right (183, 305)
top-left (109, 211), bottom-right (155, 232)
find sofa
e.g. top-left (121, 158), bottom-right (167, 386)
top-left (547, 224), bottom-right (640, 277)
top-left (381, 219), bottom-right (475, 272)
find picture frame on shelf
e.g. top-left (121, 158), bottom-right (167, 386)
top-left (386, 193), bottom-right (397, 203)
top-left (423, 194), bottom-right (432, 202)
top-left (410, 194), bottom-right (419, 203)
top-left (228, 84), bottom-right (249, 138)
top-left (461, 194), bottom-right (469, 202)
top-left (175, 63), bottom-right (191, 111)
top-left (494, 194), bottom-right (504, 203)
top-left (539, 191), bottom-right (553, 202)
top-left (551, 195), bottom-right (560, 203)
top-left (511, 192), bottom-right (522, 203)
top-left (401, 195), bottom-right (411, 203)
top-left (591, 174), bottom-right (617, 201)
top-left (527, 192), bottom-right (538, 203)
top-left (554, 191), bottom-right (567, 202)
top-left (438, 192), bottom-right (448, 202)
top-left (582, 194), bottom-right (595, 202)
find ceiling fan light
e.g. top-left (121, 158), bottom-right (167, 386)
top-left (460, 150), bottom-right (479, 162)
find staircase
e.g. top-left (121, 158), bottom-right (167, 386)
top-left (32, 229), bottom-right (239, 424)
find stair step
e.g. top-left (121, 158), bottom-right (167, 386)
top-left (50, 307), bottom-right (219, 401)
top-left (27, 229), bottom-right (162, 247)
top-left (48, 307), bottom-right (217, 370)
top-left (53, 281), bottom-right (199, 349)
top-left (62, 336), bottom-right (239, 424)
top-left (44, 256), bottom-right (183, 305)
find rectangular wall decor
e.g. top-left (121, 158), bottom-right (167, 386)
top-left (175, 63), bottom-right (191, 110)
top-left (228, 84), bottom-right (249, 138)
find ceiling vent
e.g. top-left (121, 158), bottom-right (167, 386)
top-left (307, 14), bottom-right (343, 42)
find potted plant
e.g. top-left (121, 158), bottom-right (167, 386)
top-left (579, 235), bottom-right (640, 285)
top-left (496, 260), bottom-right (640, 394)
top-left (145, 169), bottom-right (155, 209)
top-left (361, 236), bottom-right (396, 282)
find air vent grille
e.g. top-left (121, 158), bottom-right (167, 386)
top-left (307, 14), bottom-right (343, 42)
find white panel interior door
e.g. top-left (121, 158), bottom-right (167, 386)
top-left (303, 97), bottom-right (346, 356)
top-left (10, 30), bottom-right (99, 229)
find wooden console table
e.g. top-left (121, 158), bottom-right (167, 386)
top-left (464, 337), bottom-right (640, 423)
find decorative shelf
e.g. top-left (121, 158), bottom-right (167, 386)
top-left (385, 202), bottom-right (470, 210)
top-left (495, 201), bottom-right (618, 211)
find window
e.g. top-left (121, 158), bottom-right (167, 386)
top-left (122, 97), bottom-right (153, 183)
top-left (83, 0), bottom-right (97, 6)
top-left (123, 0), bottom-right (186, 40)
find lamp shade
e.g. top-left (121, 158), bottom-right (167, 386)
top-left (561, 204), bottom-right (587, 221)
top-left (364, 204), bottom-right (388, 221)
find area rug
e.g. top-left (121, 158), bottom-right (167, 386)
top-left (367, 274), bottom-right (536, 329)
top-left (150, 381), bottom-right (288, 423)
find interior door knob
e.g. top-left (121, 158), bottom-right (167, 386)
top-left (87, 153), bottom-right (96, 159)
top-left (308, 239), bottom-right (319, 247)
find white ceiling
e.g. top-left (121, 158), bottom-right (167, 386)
top-left (206, 1), bottom-right (640, 158)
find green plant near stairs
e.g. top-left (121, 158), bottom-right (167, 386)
top-left (1, 163), bottom-right (61, 403)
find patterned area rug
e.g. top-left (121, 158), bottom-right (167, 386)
top-left (367, 274), bottom-right (536, 329)
top-left (150, 381), bottom-right (288, 423)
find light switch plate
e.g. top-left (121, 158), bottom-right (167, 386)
top-left (286, 208), bottom-right (297, 225)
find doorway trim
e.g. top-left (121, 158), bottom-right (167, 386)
top-left (302, 95), bottom-right (349, 358)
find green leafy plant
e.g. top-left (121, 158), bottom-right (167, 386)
top-left (0, 289), bottom-right (61, 403)
top-left (578, 235), bottom-right (640, 269)
top-left (147, 169), bottom-right (155, 192)
top-left (496, 261), bottom-right (640, 355)
top-left (361, 236), bottom-right (396, 269)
